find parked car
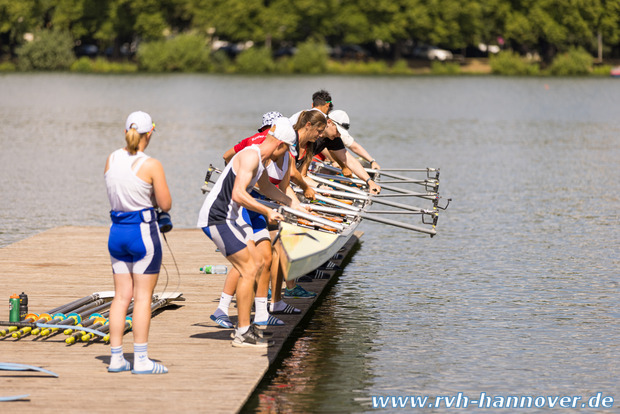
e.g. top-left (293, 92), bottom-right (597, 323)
top-left (274, 46), bottom-right (297, 58)
top-left (412, 45), bottom-right (453, 61)
top-left (330, 44), bottom-right (370, 60)
top-left (74, 44), bottom-right (98, 58)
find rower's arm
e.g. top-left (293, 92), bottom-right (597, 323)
top-left (348, 141), bottom-right (380, 170)
top-left (339, 149), bottom-right (381, 194)
top-left (290, 158), bottom-right (316, 200)
top-left (257, 171), bottom-right (293, 207)
top-left (223, 147), bottom-right (236, 165)
top-left (328, 149), bottom-right (352, 177)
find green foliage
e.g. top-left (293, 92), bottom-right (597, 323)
top-left (289, 39), bottom-right (328, 73)
top-left (70, 57), bottom-right (138, 73)
top-left (390, 59), bottom-right (412, 74)
top-left (591, 64), bottom-right (613, 76)
top-left (0, 61), bottom-right (16, 71)
top-left (274, 56), bottom-right (294, 74)
top-left (325, 59), bottom-right (413, 75)
top-left (547, 47), bottom-right (593, 76)
top-left (236, 47), bottom-right (275, 73)
top-left (430, 61), bottom-right (461, 75)
top-left (210, 50), bottom-right (236, 73)
top-left (137, 33), bottom-right (210, 72)
top-left (16, 29), bottom-right (76, 71)
top-left (489, 50), bottom-right (539, 75)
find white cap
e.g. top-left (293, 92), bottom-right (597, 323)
top-left (328, 110), bottom-right (351, 142)
top-left (125, 111), bottom-right (153, 134)
top-left (271, 117), bottom-right (297, 156)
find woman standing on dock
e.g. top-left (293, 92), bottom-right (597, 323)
top-left (104, 111), bottom-right (171, 374)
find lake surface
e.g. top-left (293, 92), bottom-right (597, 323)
top-left (1, 74), bottom-right (619, 413)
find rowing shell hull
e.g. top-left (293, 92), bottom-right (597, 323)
top-left (275, 221), bottom-right (359, 281)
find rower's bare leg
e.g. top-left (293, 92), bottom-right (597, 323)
top-left (226, 241), bottom-right (263, 330)
top-left (254, 239), bottom-right (280, 324)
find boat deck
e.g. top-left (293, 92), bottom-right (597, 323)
top-left (0, 226), bottom-right (362, 413)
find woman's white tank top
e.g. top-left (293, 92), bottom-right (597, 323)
top-left (105, 148), bottom-right (153, 212)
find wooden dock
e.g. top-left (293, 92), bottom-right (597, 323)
top-left (0, 226), bottom-right (361, 413)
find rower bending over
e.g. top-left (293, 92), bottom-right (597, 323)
top-left (197, 118), bottom-right (297, 348)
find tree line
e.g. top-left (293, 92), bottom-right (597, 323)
top-left (1, 0), bottom-right (620, 65)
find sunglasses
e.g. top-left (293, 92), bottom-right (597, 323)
top-left (332, 119), bottom-right (350, 130)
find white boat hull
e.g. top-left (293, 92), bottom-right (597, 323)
top-left (275, 220), bottom-right (359, 281)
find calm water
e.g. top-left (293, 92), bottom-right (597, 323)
top-left (1, 74), bottom-right (619, 413)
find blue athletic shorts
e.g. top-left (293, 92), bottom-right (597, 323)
top-left (108, 209), bottom-right (162, 275)
top-left (202, 213), bottom-right (252, 257)
top-left (241, 208), bottom-right (270, 243)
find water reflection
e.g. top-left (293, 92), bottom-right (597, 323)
top-left (245, 265), bottom-right (378, 413)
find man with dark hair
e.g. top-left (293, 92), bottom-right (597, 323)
top-left (292, 90), bottom-right (381, 172)
top-left (312, 89), bottom-right (334, 114)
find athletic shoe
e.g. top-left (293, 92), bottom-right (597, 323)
top-left (283, 285), bottom-right (317, 298)
top-left (230, 324), bottom-right (273, 339)
top-left (231, 328), bottom-right (274, 348)
top-left (296, 275), bottom-right (313, 283)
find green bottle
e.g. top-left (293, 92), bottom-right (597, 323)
top-left (9, 294), bottom-right (20, 322)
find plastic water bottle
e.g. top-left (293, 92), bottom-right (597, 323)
top-left (9, 294), bottom-right (20, 322)
top-left (200, 265), bottom-right (228, 274)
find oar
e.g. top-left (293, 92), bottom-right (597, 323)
top-left (0, 293), bottom-right (104, 337)
top-left (307, 173), bottom-right (368, 196)
top-left (36, 299), bottom-right (110, 337)
top-left (310, 186), bottom-right (433, 214)
top-left (368, 167), bottom-right (438, 172)
top-left (311, 171), bottom-right (438, 188)
top-left (278, 205), bottom-right (345, 231)
top-left (0, 321), bottom-right (109, 339)
top-left (302, 203), bottom-right (436, 236)
top-left (365, 167), bottom-right (440, 176)
top-left (80, 317), bottom-right (110, 342)
top-left (315, 173), bottom-right (440, 201)
top-left (33, 300), bottom-right (109, 336)
top-left (370, 166), bottom-right (438, 178)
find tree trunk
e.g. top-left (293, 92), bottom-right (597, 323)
top-left (597, 30), bottom-right (603, 63)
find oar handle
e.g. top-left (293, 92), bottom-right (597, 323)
top-left (278, 206), bottom-right (345, 231)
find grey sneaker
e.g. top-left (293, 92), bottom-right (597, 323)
top-left (230, 324), bottom-right (273, 339)
top-left (231, 327), bottom-right (274, 348)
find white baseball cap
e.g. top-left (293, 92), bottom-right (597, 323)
top-left (328, 110), bottom-right (351, 141)
top-left (125, 111), bottom-right (154, 134)
top-left (271, 117), bottom-right (297, 156)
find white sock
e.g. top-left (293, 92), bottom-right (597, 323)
top-left (254, 297), bottom-right (269, 322)
top-left (109, 345), bottom-right (127, 369)
top-left (216, 292), bottom-right (233, 316)
top-left (237, 325), bottom-right (250, 336)
top-left (133, 342), bottom-right (153, 371)
top-left (271, 300), bottom-right (287, 312)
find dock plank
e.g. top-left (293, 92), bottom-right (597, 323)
top-left (0, 226), bottom-right (361, 413)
